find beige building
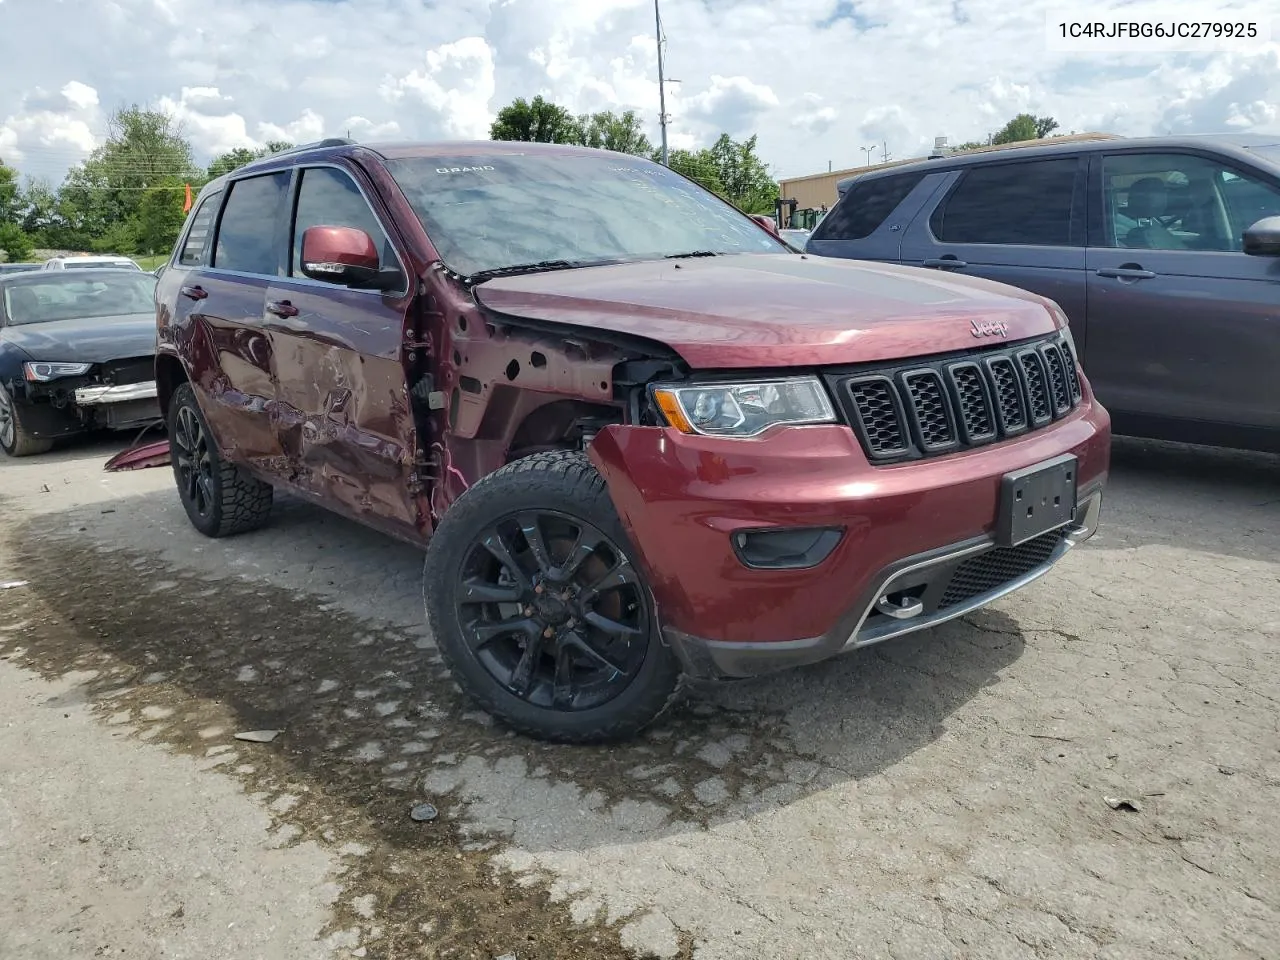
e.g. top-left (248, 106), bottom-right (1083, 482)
top-left (779, 133), bottom-right (1119, 212)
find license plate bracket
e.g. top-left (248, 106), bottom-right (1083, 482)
top-left (997, 454), bottom-right (1078, 547)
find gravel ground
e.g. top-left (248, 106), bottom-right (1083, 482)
top-left (0, 434), bottom-right (1276, 959)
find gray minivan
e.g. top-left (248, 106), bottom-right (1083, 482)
top-left (806, 134), bottom-right (1280, 453)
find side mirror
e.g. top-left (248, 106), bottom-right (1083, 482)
top-left (300, 225), bottom-right (382, 286)
top-left (749, 214), bottom-right (780, 237)
top-left (1242, 216), bottom-right (1280, 256)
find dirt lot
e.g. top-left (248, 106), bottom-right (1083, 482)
top-left (1, 435), bottom-right (1277, 960)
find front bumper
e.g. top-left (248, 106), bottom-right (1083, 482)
top-left (588, 396), bottom-right (1111, 679)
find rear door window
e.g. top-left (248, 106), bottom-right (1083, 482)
top-left (213, 172), bottom-right (291, 275)
top-left (812, 172), bottom-right (926, 241)
top-left (931, 158), bottom-right (1081, 246)
top-left (178, 191), bottom-right (221, 266)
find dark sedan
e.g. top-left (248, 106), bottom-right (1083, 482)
top-left (0, 268), bottom-right (161, 456)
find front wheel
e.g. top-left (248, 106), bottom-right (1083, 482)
top-left (168, 382), bottom-right (273, 537)
top-left (423, 451), bottom-right (683, 743)
top-left (0, 383), bottom-right (54, 457)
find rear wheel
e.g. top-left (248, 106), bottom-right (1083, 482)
top-left (168, 382), bottom-right (273, 537)
top-left (423, 451), bottom-right (683, 743)
top-left (0, 383), bottom-right (53, 457)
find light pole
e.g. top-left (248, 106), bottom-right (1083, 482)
top-left (655, 0), bottom-right (668, 165)
top-left (860, 144), bottom-right (878, 166)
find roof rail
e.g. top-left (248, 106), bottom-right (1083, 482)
top-left (240, 138), bottom-right (357, 168)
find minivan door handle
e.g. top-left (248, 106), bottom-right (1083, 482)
top-left (922, 257), bottom-right (967, 269)
top-left (1096, 264), bottom-right (1156, 280)
top-left (180, 284), bottom-right (208, 301)
top-left (265, 299), bottom-right (300, 318)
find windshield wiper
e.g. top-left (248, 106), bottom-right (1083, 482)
top-left (664, 250), bottom-right (722, 259)
top-left (465, 258), bottom-right (629, 284)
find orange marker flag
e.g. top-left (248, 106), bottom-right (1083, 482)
top-left (182, 183), bottom-right (193, 213)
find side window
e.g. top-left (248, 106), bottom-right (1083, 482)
top-left (291, 167), bottom-right (398, 282)
top-left (1100, 152), bottom-right (1280, 252)
top-left (931, 158), bottom-right (1080, 246)
top-left (213, 172), bottom-right (291, 275)
top-left (811, 172), bottom-right (926, 242)
top-left (178, 191), bottom-right (221, 266)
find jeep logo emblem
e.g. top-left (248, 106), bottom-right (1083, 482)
top-left (970, 318), bottom-right (1009, 339)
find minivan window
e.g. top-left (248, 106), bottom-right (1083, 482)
top-left (811, 172), bottom-right (926, 242)
top-left (291, 167), bottom-right (398, 283)
top-left (385, 153), bottom-right (788, 278)
top-left (931, 158), bottom-right (1079, 246)
top-left (214, 172), bottom-right (291, 275)
top-left (179, 192), bottom-right (221, 267)
top-left (1100, 153), bottom-right (1280, 252)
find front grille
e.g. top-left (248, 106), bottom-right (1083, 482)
top-left (938, 530), bottom-right (1064, 609)
top-left (99, 357), bottom-right (154, 386)
top-left (833, 332), bottom-right (1082, 464)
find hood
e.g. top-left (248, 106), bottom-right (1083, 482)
top-left (0, 312), bottom-right (157, 365)
top-left (474, 254), bottom-right (1063, 369)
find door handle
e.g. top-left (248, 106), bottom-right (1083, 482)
top-left (1096, 266), bottom-right (1156, 280)
top-left (180, 284), bottom-right (208, 301)
top-left (922, 257), bottom-right (967, 269)
top-left (266, 299), bottom-right (299, 318)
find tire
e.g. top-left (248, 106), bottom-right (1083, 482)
top-left (423, 450), bottom-right (683, 743)
top-left (0, 383), bottom-right (54, 457)
top-left (168, 382), bottom-right (273, 537)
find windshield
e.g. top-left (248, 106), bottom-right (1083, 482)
top-left (386, 152), bottom-right (789, 277)
top-left (2, 274), bottom-right (157, 326)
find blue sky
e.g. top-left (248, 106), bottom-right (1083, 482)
top-left (0, 0), bottom-right (1276, 185)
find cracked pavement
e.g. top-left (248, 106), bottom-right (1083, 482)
top-left (0, 436), bottom-right (1276, 959)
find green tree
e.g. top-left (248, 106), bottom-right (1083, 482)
top-left (0, 222), bottom-right (34, 261)
top-left (0, 159), bottom-right (20, 224)
top-left (137, 177), bottom-right (189, 253)
top-left (665, 148), bottom-right (725, 195)
top-left (991, 113), bottom-right (1059, 145)
top-left (206, 140), bottom-right (293, 179)
top-left (490, 95), bottom-right (583, 144)
top-left (707, 134), bottom-right (777, 214)
top-left (579, 110), bottom-right (652, 155)
top-left (57, 105), bottom-right (199, 251)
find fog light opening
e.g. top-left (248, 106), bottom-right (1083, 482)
top-left (731, 526), bottom-right (843, 570)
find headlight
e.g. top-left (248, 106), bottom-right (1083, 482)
top-left (651, 377), bottom-right (836, 437)
top-left (24, 362), bottom-right (92, 382)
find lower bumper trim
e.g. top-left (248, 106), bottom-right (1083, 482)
top-left (665, 484), bottom-right (1104, 681)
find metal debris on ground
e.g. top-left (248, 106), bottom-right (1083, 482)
top-left (1104, 795), bottom-right (1143, 812)
top-left (410, 802), bottom-right (439, 822)
top-left (0, 580), bottom-right (29, 590)
top-left (233, 729), bottom-right (282, 743)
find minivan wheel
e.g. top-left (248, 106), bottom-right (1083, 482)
top-left (423, 451), bottom-right (683, 743)
top-left (168, 383), bottom-right (273, 537)
top-left (0, 383), bottom-right (54, 457)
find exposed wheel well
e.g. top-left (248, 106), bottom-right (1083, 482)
top-left (155, 355), bottom-right (189, 422)
top-left (504, 399), bottom-right (622, 463)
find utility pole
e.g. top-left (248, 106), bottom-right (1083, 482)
top-left (882, 140), bottom-right (891, 162)
top-left (655, 0), bottom-right (668, 165)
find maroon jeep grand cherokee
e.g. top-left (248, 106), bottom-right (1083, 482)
top-left (155, 139), bottom-right (1110, 742)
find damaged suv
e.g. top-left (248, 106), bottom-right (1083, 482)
top-left (155, 139), bottom-right (1110, 742)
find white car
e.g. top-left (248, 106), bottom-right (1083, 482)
top-left (42, 255), bottom-right (142, 271)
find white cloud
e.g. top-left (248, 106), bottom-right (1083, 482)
top-left (61, 81), bottom-right (99, 111)
top-left (0, 0), bottom-right (1277, 186)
